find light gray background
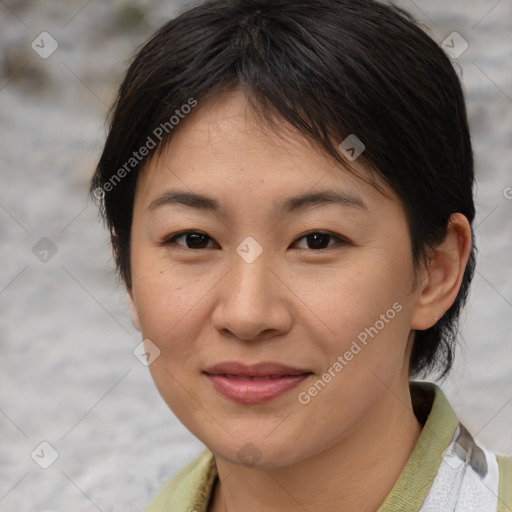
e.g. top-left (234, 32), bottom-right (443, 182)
top-left (0, 0), bottom-right (511, 510)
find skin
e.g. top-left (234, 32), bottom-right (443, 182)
top-left (127, 88), bottom-right (472, 511)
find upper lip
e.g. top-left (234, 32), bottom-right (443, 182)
top-left (203, 361), bottom-right (312, 378)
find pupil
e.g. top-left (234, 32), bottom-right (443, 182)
top-left (308, 233), bottom-right (329, 249)
top-left (187, 233), bottom-right (208, 248)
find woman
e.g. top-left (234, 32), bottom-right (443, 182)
top-left (90, 0), bottom-right (512, 510)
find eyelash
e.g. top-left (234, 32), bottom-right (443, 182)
top-left (160, 230), bottom-right (349, 251)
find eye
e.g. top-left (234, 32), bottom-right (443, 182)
top-left (161, 230), bottom-right (217, 249)
top-left (292, 231), bottom-right (347, 250)
top-left (161, 230), bottom-right (348, 251)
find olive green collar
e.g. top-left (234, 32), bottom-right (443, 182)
top-left (376, 381), bottom-right (459, 511)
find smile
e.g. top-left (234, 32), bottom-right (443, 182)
top-left (203, 361), bottom-right (313, 404)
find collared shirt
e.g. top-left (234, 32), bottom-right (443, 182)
top-left (146, 382), bottom-right (512, 512)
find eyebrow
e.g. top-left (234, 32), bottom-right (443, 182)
top-left (147, 189), bottom-right (367, 216)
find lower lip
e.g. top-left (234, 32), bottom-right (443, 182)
top-left (205, 374), bottom-right (311, 404)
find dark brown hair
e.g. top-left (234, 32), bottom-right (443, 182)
top-left (90, 0), bottom-right (476, 378)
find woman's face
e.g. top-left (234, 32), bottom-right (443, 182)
top-left (128, 89), bottom-right (423, 468)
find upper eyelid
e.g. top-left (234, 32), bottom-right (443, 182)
top-left (293, 231), bottom-right (348, 248)
top-left (160, 230), bottom-right (217, 248)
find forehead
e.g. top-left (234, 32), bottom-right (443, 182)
top-left (135, 89), bottom-right (399, 214)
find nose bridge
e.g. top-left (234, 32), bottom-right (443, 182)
top-left (230, 240), bottom-right (275, 307)
top-left (211, 237), bottom-right (292, 339)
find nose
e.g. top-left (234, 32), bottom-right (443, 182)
top-left (210, 250), bottom-right (293, 341)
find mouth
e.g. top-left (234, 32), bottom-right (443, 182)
top-left (203, 361), bottom-right (313, 404)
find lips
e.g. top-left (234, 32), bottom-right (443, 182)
top-left (203, 361), bottom-right (313, 404)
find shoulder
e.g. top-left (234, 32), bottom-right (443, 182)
top-left (407, 383), bottom-right (512, 511)
top-left (145, 448), bottom-right (217, 512)
top-left (497, 454), bottom-right (512, 512)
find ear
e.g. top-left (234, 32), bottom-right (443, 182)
top-left (127, 287), bottom-right (142, 332)
top-left (411, 213), bottom-right (472, 330)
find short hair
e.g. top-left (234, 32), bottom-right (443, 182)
top-left (90, 0), bottom-right (476, 379)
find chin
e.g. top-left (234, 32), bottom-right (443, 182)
top-left (203, 432), bottom-right (309, 470)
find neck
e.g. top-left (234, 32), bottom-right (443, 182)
top-left (209, 381), bottom-right (422, 512)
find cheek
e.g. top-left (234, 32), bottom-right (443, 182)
top-left (130, 257), bottom-right (215, 418)
top-left (297, 249), bottom-right (414, 347)
top-left (292, 257), bottom-right (413, 427)
top-left (129, 251), bottom-right (204, 350)
top-left (131, 226), bottom-right (415, 357)
top-left (130, 252), bottom-right (238, 379)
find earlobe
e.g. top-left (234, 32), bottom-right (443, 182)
top-left (411, 213), bottom-right (472, 331)
top-left (127, 288), bottom-right (142, 332)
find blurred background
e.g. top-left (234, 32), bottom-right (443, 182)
top-left (0, 0), bottom-right (511, 510)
